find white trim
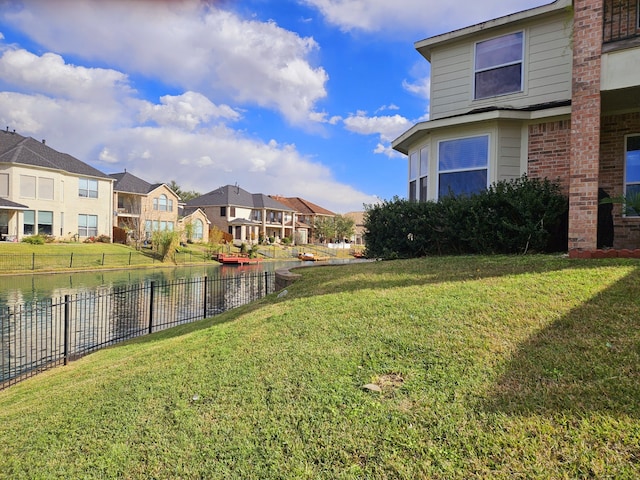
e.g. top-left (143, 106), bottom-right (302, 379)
top-left (473, 30), bottom-right (524, 100)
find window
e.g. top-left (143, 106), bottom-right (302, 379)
top-left (78, 214), bottom-right (98, 237)
top-left (39, 177), bottom-right (54, 200)
top-left (220, 206), bottom-right (226, 217)
top-left (420, 146), bottom-right (429, 201)
top-left (38, 211), bottom-right (53, 235)
top-left (438, 135), bottom-right (489, 198)
top-left (230, 207), bottom-right (236, 217)
top-left (79, 178), bottom-right (98, 198)
top-left (23, 210), bottom-right (35, 235)
top-left (153, 198), bottom-right (158, 210)
top-left (20, 175), bottom-right (36, 198)
top-left (158, 194), bottom-right (168, 212)
top-left (409, 181), bottom-right (417, 202)
top-left (409, 150), bottom-right (419, 202)
top-left (193, 219), bottom-right (203, 240)
top-left (168, 198), bottom-right (173, 212)
top-left (475, 32), bottom-right (523, 99)
top-left (625, 134), bottom-right (640, 215)
top-left (0, 173), bottom-right (8, 197)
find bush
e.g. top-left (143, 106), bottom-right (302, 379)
top-left (21, 234), bottom-right (46, 245)
top-left (364, 176), bottom-right (567, 259)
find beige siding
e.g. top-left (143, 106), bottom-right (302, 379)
top-left (429, 12), bottom-right (571, 120)
top-left (496, 122), bottom-right (523, 183)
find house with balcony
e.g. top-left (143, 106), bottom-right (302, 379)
top-left (269, 195), bottom-right (335, 244)
top-left (392, 0), bottom-right (640, 254)
top-left (110, 171), bottom-right (180, 243)
top-left (186, 185), bottom-right (297, 244)
top-left (0, 129), bottom-right (113, 241)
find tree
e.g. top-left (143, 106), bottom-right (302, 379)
top-left (335, 214), bottom-right (355, 242)
top-left (313, 215), bottom-right (355, 243)
top-left (313, 216), bottom-right (335, 243)
top-left (167, 180), bottom-right (200, 202)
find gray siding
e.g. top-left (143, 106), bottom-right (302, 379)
top-left (429, 13), bottom-right (572, 121)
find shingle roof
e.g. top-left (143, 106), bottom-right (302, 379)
top-left (270, 195), bottom-right (335, 216)
top-left (187, 185), bottom-right (294, 211)
top-left (0, 130), bottom-right (110, 179)
top-left (109, 171), bottom-right (155, 194)
top-left (0, 198), bottom-right (29, 210)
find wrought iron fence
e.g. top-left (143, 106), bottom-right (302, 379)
top-left (0, 250), bottom-right (212, 271)
top-left (1, 272), bottom-right (275, 389)
top-left (603, 0), bottom-right (640, 43)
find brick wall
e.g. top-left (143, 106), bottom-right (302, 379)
top-left (569, 0), bottom-right (604, 251)
top-left (600, 112), bottom-right (640, 248)
top-left (528, 120), bottom-right (572, 192)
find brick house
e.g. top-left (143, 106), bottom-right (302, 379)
top-left (110, 171), bottom-right (181, 243)
top-left (392, 0), bottom-right (640, 254)
top-left (186, 185), bottom-right (297, 244)
top-left (269, 195), bottom-right (335, 244)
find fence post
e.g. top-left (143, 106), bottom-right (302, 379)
top-left (203, 276), bottom-right (208, 319)
top-left (148, 281), bottom-right (155, 334)
top-left (264, 272), bottom-right (269, 295)
top-left (32, 252), bottom-right (35, 271)
top-left (69, 253), bottom-right (73, 268)
top-left (102, 253), bottom-right (105, 266)
top-left (63, 295), bottom-right (70, 366)
top-left (128, 251), bottom-right (132, 265)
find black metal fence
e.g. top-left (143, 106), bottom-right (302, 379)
top-left (1, 272), bottom-right (275, 390)
top-left (0, 250), bottom-right (212, 271)
top-left (603, 0), bottom-right (640, 44)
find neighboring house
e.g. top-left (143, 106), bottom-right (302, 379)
top-left (177, 206), bottom-right (210, 244)
top-left (186, 185), bottom-right (297, 244)
top-left (344, 211), bottom-right (366, 245)
top-left (269, 195), bottom-right (335, 244)
top-left (0, 129), bottom-right (113, 241)
top-left (110, 171), bottom-right (180, 242)
top-left (392, 0), bottom-right (640, 253)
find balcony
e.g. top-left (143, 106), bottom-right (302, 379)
top-left (603, 0), bottom-right (640, 45)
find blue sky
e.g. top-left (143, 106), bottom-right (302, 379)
top-left (0, 0), bottom-right (547, 213)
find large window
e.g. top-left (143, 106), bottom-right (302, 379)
top-left (420, 146), bottom-right (429, 201)
top-left (38, 211), bottom-right (53, 235)
top-left (409, 151), bottom-right (418, 202)
top-left (20, 175), bottom-right (36, 198)
top-left (0, 173), bottom-right (8, 197)
top-left (79, 178), bottom-right (98, 198)
top-left (193, 219), bottom-right (203, 240)
top-left (475, 32), bottom-right (523, 99)
top-left (625, 134), bottom-right (640, 215)
top-left (23, 210), bottom-right (35, 235)
top-left (438, 135), bottom-right (489, 198)
top-left (78, 214), bottom-right (98, 237)
top-left (38, 177), bottom-right (54, 200)
top-left (220, 206), bottom-right (226, 217)
top-left (156, 194), bottom-right (168, 211)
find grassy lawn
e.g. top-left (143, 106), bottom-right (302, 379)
top-left (0, 242), bottom-right (213, 272)
top-left (1, 255), bottom-right (639, 478)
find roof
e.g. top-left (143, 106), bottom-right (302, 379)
top-left (0, 198), bottom-right (29, 210)
top-left (414, 0), bottom-right (570, 61)
top-left (0, 130), bottom-right (110, 179)
top-left (344, 211), bottom-right (365, 225)
top-left (187, 185), bottom-right (295, 211)
top-left (269, 195), bottom-right (335, 216)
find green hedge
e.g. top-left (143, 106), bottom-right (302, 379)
top-left (364, 176), bottom-right (568, 259)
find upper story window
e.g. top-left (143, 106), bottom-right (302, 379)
top-left (0, 173), bottom-right (8, 197)
top-left (156, 194), bottom-right (168, 211)
top-left (79, 178), bottom-right (98, 198)
top-left (438, 135), bottom-right (489, 198)
top-left (20, 175), bottom-right (36, 198)
top-left (624, 134), bottom-right (640, 215)
top-left (474, 31), bottom-right (523, 100)
top-left (220, 206), bottom-right (226, 217)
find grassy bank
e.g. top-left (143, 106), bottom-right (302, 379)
top-left (1, 255), bottom-right (639, 478)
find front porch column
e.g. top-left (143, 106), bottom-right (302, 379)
top-left (569, 0), bottom-right (603, 252)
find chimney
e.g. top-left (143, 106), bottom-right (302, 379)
top-left (42, 139), bottom-right (46, 145)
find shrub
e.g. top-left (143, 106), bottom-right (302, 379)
top-left (21, 234), bottom-right (45, 245)
top-left (96, 234), bottom-right (111, 243)
top-left (152, 230), bottom-right (181, 263)
top-left (364, 176), bottom-right (567, 259)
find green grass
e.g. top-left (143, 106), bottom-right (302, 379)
top-left (1, 255), bottom-right (639, 478)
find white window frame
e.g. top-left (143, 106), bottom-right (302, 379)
top-left (437, 134), bottom-right (490, 199)
top-left (474, 31), bottom-right (524, 100)
top-left (79, 178), bottom-right (98, 198)
top-left (78, 214), bottom-right (98, 237)
top-left (419, 146), bottom-right (429, 202)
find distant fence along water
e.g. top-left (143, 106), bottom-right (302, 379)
top-left (1, 272), bottom-right (275, 390)
top-left (0, 251), bottom-right (211, 271)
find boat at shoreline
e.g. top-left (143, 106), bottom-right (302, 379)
top-left (214, 253), bottom-right (263, 265)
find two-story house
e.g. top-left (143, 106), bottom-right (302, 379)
top-left (186, 185), bottom-right (297, 244)
top-left (393, 0), bottom-right (640, 254)
top-left (269, 195), bottom-right (335, 244)
top-left (110, 171), bottom-right (181, 243)
top-left (0, 129), bottom-right (113, 241)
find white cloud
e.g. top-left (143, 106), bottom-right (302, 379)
top-left (343, 112), bottom-right (412, 146)
top-left (3, 0), bottom-right (329, 125)
top-left (300, 0), bottom-right (549, 36)
top-left (138, 92), bottom-right (240, 131)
